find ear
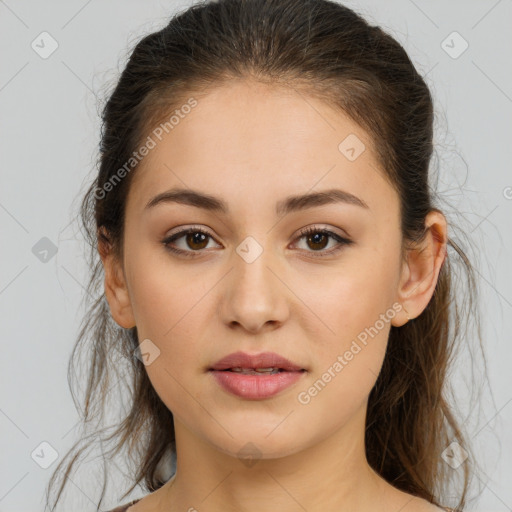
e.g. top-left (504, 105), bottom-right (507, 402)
top-left (97, 228), bottom-right (136, 329)
top-left (391, 210), bottom-right (448, 327)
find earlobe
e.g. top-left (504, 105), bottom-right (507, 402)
top-left (98, 233), bottom-right (136, 329)
top-left (391, 210), bottom-right (448, 327)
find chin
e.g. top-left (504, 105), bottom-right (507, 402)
top-left (208, 427), bottom-right (309, 462)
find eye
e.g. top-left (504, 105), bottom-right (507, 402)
top-left (162, 225), bottom-right (353, 258)
top-left (292, 226), bottom-right (354, 257)
top-left (162, 226), bottom-right (220, 258)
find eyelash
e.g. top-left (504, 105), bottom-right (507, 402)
top-left (162, 225), bottom-right (353, 259)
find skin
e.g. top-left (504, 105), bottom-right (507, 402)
top-left (99, 80), bottom-right (448, 512)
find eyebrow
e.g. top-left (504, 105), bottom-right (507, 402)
top-left (144, 187), bottom-right (370, 216)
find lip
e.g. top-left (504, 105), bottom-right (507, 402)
top-left (209, 351), bottom-right (305, 372)
top-left (208, 351), bottom-right (307, 400)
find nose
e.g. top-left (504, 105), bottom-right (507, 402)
top-left (218, 241), bottom-right (290, 333)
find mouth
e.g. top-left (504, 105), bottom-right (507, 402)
top-left (207, 351), bottom-right (307, 399)
top-left (214, 368), bottom-right (307, 375)
top-left (208, 350), bottom-right (307, 373)
top-left (208, 367), bottom-right (307, 400)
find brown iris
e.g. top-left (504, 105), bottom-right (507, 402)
top-left (306, 232), bottom-right (329, 251)
top-left (186, 231), bottom-right (209, 250)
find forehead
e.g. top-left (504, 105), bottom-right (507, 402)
top-left (126, 80), bottom-right (397, 221)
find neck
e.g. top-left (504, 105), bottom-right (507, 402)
top-left (157, 405), bottom-right (400, 512)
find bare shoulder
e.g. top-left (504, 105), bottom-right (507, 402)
top-left (126, 494), bottom-right (452, 512)
top-left (126, 491), bottom-right (163, 512)
top-left (402, 498), bottom-right (452, 512)
top-left (126, 497), bottom-right (148, 511)
top-left (376, 478), bottom-right (454, 512)
top-left (421, 503), bottom-right (452, 512)
top-left (385, 491), bottom-right (453, 512)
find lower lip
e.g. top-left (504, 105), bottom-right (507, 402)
top-left (210, 370), bottom-right (306, 400)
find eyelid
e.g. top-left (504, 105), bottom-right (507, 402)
top-left (164, 223), bottom-right (350, 242)
top-left (165, 224), bottom-right (217, 239)
top-left (162, 225), bottom-right (221, 257)
top-left (162, 224), bottom-right (353, 258)
top-left (294, 224), bottom-right (352, 241)
top-left (291, 225), bottom-right (353, 257)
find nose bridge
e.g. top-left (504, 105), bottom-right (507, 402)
top-left (220, 233), bottom-right (288, 331)
top-left (233, 233), bottom-right (277, 300)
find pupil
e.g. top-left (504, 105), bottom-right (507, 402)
top-left (308, 232), bottom-right (327, 250)
top-left (184, 231), bottom-right (329, 251)
top-left (187, 232), bottom-right (208, 249)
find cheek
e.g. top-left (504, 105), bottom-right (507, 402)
top-left (300, 247), bottom-right (398, 384)
top-left (136, 309), bottom-right (206, 419)
top-left (309, 250), bottom-right (398, 332)
top-left (124, 248), bottom-right (211, 401)
top-left (296, 273), bottom-right (393, 430)
top-left (125, 241), bottom-right (207, 337)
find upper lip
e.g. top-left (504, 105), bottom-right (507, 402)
top-left (209, 351), bottom-right (306, 371)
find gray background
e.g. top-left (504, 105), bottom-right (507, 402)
top-left (1, 0), bottom-right (511, 511)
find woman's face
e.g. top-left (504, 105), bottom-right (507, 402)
top-left (111, 80), bottom-right (410, 460)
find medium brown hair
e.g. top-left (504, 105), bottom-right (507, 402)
top-left (45, 0), bottom-right (485, 510)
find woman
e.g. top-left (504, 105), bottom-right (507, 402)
top-left (45, 0), bottom-right (482, 510)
